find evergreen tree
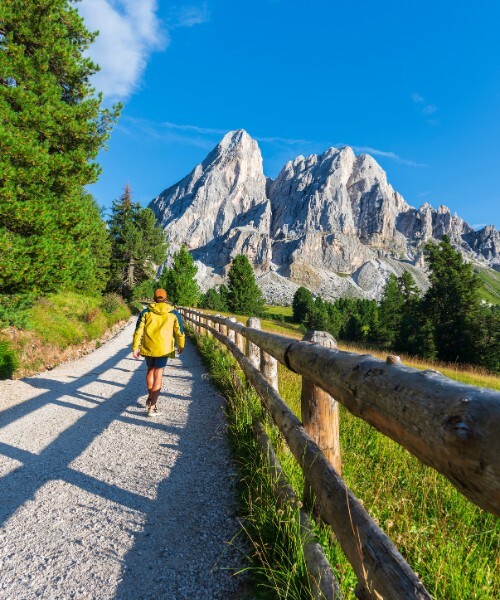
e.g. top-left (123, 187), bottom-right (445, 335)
top-left (219, 284), bottom-right (230, 309)
top-left (326, 302), bottom-right (343, 338)
top-left (202, 287), bottom-right (228, 311)
top-left (159, 245), bottom-right (200, 306)
top-left (108, 185), bottom-right (167, 296)
top-left (227, 255), bottom-right (264, 315)
top-left (474, 306), bottom-right (500, 373)
top-left (0, 0), bottom-right (120, 294)
top-left (422, 236), bottom-right (482, 363)
top-left (396, 271), bottom-right (423, 353)
top-left (306, 297), bottom-right (331, 331)
top-left (292, 286), bottom-right (315, 323)
top-left (378, 274), bottom-right (405, 346)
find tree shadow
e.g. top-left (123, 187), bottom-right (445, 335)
top-left (0, 337), bottom-right (244, 598)
top-left (114, 343), bottom-right (244, 600)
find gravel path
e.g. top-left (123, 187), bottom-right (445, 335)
top-left (0, 320), bottom-right (245, 599)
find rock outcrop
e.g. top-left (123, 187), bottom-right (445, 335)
top-left (149, 130), bottom-right (498, 303)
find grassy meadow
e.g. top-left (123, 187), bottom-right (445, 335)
top-left (475, 266), bottom-right (500, 305)
top-left (187, 309), bottom-right (499, 598)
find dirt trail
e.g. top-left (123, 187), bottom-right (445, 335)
top-left (0, 320), bottom-right (244, 599)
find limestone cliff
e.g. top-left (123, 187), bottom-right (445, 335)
top-left (149, 130), bottom-right (498, 302)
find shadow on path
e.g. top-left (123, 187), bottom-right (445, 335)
top-left (0, 331), bottom-right (244, 599)
top-left (114, 341), bottom-right (243, 600)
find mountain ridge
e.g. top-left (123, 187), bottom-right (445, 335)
top-left (150, 129), bottom-right (499, 303)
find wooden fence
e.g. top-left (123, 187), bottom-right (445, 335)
top-left (179, 308), bottom-right (500, 600)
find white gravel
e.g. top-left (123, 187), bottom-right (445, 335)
top-left (0, 320), bottom-right (246, 599)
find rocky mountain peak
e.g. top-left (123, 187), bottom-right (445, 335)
top-left (214, 128), bottom-right (256, 157)
top-left (150, 131), bottom-right (498, 303)
top-left (149, 128), bottom-right (270, 266)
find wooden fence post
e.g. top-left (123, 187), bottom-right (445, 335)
top-left (235, 327), bottom-right (245, 354)
top-left (261, 344), bottom-right (279, 392)
top-left (246, 317), bottom-right (261, 370)
top-left (214, 315), bottom-right (221, 333)
top-left (228, 317), bottom-right (237, 343)
top-left (301, 331), bottom-right (341, 511)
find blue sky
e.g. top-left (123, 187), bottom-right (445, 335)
top-left (79, 0), bottom-right (500, 229)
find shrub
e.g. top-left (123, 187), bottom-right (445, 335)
top-left (128, 300), bottom-right (144, 315)
top-left (131, 279), bottom-right (155, 301)
top-left (0, 340), bottom-right (19, 379)
top-left (83, 307), bottom-right (100, 323)
top-left (101, 293), bottom-right (123, 315)
top-left (0, 294), bottom-right (35, 329)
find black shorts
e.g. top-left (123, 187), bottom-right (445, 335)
top-left (145, 356), bottom-right (168, 369)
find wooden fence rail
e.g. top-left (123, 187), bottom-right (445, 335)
top-left (180, 308), bottom-right (500, 599)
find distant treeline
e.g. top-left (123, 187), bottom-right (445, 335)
top-left (291, 237), bottom-right (499, 373)
top-left (201, 237), bottom-right (499, 374)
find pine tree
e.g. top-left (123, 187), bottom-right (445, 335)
top-left (292, 286), bottom-right (314, 324)
top-left (159, 245), bottom-right (200, 306)
top-left (306, 297), bottom-right (331, 331)
top-left (377, 274), bottom-right (405, 346)
top-left (227, 255), bottom-right (264, 315)
top-left (108, 185), bottom-right (167, 296)
top-left (422, 236), bottom-right (482, 363)
top-left (202, 287), bottom-right (229, 311)
top-left (396, 271), bottom-right (422, 352)
top-left (0, 0), bottom-right (120, 294)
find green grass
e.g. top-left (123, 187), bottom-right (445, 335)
top-left (188, 319), bottom-right (500, 599)
top-left (276, 364), bottom-right (499, 598)
top-left (475, 266), bottom-right (500, 305)
top-left (260, 305), bottom-right (294, 319)
top-left (0, 291), bottom-right (130, 379)
top-left (29, 292), bottom-right (129, 348)
top-left (190, 328), bottom-right (318, 599)
top-left (0, 340), bottom-right (19, 379)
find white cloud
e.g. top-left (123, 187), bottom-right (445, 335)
top-left (123, 118), bottom-right (425, 167)
top-left (412, 92), bottom-right (439, 124)
top-left (78, 2), bottom-right (210, 101)
top-left (78, 0), bottom-right (166, 100)
top-left (422, 104), bottom-right (438, 115)
top-left (352, 146), bottom-right (426, 167)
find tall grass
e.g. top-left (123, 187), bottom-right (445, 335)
top-left (29, 292), bottom-right (129, 348)
top-left (277, 364), bottom-right (499, 598)
top-left (188, 320), bottom-right (499, 598)
top-left (190, 329), bottom-right (319, 599)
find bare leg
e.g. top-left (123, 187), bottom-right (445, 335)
top-left (146, 367), bottom-right (155, 404)
top-left (149, 367), bottom-right (164, 408)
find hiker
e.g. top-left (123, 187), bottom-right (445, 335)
top-left (132, 288), bottom-right (185, 416)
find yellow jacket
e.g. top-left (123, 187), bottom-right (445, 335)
top-left (132, 302), bottom-right (185, 357)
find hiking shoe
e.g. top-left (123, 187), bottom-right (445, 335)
top-left (146, 405), bottom-right (160, 417)
top-left (146, 396), bottom-right (151, 408)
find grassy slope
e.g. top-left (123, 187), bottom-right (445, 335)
top-left (475, 266), bottom-right (500, 305)
top-left (0, 292), bottom-right (130, 378)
